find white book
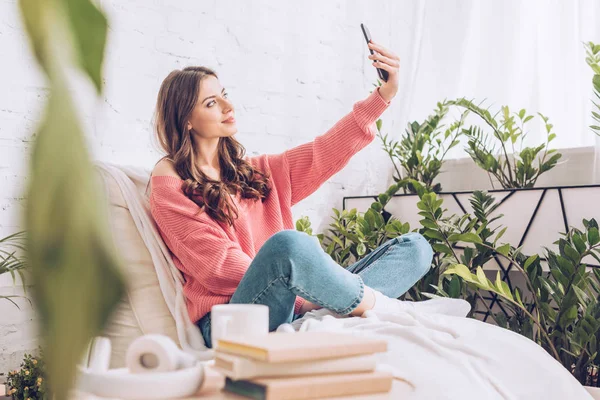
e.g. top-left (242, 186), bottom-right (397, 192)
top-left (214, 351), bottom-right (377, 381)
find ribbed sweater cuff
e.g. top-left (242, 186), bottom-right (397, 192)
top-left (294, 297), bottom-right (306, 314)
top-left (351, 86), bottom-right (391, 132)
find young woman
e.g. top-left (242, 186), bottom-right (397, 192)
top-left (148, 41), bottom-right (433, 348)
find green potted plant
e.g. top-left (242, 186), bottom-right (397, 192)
top-left (298, 182), bottom-right (511, 312)
top-left (447, 99), bottom-right (562, 189)
top-left (444, 217), bottom-right (600, 388)
top-left (0, 231), bottom-right (30, 308)
top-left (584, 41), bottom-right (600, 136)
top-left (378, 101), bottom-right (466, 194)
top-left (295, 181), bottom-right (410, 268)
top-left (346, 90), bottom-right (574, 264)
top-left (5, 349), bottom-right (47, 400)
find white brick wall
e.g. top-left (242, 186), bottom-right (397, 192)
top-left (0, 0), bottom-right (400, 374)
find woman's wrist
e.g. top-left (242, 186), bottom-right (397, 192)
top-left (377, 86), bottom-right (395, 103)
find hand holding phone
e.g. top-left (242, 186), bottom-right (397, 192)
top-left (360, 23), bottom-right (389, 82)
top-left (360, 23), bottom-right (400, 103)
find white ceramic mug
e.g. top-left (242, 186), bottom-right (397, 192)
top-left (211, 304), bottom-right (269, 347)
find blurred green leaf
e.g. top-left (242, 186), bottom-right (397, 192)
top-left (25, 78), bottom-right (126, 400)
top-left (18, 0), bottom-right (124, 398)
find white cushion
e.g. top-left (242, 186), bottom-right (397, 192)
top-left (96, 168), bottom-right (180, 369)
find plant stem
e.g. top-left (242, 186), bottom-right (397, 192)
top-left (377, 131), bottom-right (404, 183)
top-left (468, 132), bottom-right (512, 187)
top-left (476, 243), bottom-right (563, 360)
top-left (479, 243), bottom-right (540, 311)
top-left (503, 295), bottom-right (560, 360)
top-left (475, 291), bottom-right (503, 326)
top-left (532, 132), bottom-right (551, 188)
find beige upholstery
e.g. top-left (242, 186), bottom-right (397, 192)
top-left (96, 168), bottom-right (181, 369)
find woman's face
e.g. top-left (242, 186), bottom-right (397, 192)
top-left (186, 75), bottom-right (237, 139)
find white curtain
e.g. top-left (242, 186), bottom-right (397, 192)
top-left (387, 0), bottom-right (600, 177)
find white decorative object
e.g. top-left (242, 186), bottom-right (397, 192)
top-left (95, 162), bottom-right (211, 360)
top-left (87, 337), bottom-right (112, 373)
top-left (76, 363), bottom-right (204, 400)
top-left (126, 334), bottom-right (196, 374)
top-left (210, 304), bottom-right (269, 346)
top-left (76, 335), bottom-right (204, 399)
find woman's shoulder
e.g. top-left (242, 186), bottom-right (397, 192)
top-left (147, 158), bottom-right (184, 199)
top-left (151, 157), bottom-right (181, 179)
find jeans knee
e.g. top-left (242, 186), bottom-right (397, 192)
top-left (263, 230), bottom-right (315, 263)
top-left (398, 232), bottom-right (433, 277)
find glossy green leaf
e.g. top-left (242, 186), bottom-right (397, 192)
top-left (524, 254), bottom-right (538, 271)
top-left (588, 227), bottom-right (600, 246)
top-left (432, 243), bottom-right (453, 255)
top-left (357, 242), bottom-right (366, 256)
top-left (497, 243), bottom-right (511, 257)
top-left (25, 79), bottom-right (126, 399)
top-left (572, 234), bottom-right (587, 254)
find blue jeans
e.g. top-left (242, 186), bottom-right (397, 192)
top-left (196, 230), bottom-right (433, 348)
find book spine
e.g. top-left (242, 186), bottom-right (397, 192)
top-left (269, 373), bottom-right (393, 400)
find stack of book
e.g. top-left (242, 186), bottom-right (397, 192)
top-left (213, 331), bottom-right (392, 400)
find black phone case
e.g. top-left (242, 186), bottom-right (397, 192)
top-left (360, 23), bottom-right (389, 82)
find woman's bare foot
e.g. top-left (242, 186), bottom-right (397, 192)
top-left (299, 286), bottom-right (378, 317)
top-left (349, 286), bottom-right (376, 316)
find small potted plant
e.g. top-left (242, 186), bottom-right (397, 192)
top-left (0, 231), bottom-right (30, 308)
top-left (5, 350), bottom-right (47, 400)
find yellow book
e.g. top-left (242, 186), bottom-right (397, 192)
top-left (215, 331), bottom-right (387, 363)
top-left (214, 351), bottom-right (377, 380)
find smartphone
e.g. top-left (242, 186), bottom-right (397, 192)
top-left (360, 23), bottom-right (389, 82)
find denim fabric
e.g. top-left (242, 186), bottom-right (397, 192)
top-left (196, 230), bottom-right (433, 348)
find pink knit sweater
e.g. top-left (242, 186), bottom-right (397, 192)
top-left (149, 87), bottom-right (391, 323)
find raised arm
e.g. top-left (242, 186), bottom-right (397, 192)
top-left (265, 87), bottom-right (391, 207)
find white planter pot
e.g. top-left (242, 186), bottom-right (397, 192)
top-left (345, 185), bottom-right (600, 267)
top-left (586, 386), bottom-right (600, 399)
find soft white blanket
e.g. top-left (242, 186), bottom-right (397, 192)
top-left (282, 305), bottom-right (592, 399)
top-left (94, 162), bottom-right (213, 360)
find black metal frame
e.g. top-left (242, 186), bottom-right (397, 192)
top-left (342, 184), bottom-right (600, 321)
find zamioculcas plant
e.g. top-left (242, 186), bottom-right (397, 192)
top-left (295, 182), bottom-right (410, 267)
top-left (378, 102), bottom-right (467, 193)
top-left (405, 183), bottom-right (511, 310)
top-left (448, 99), bottom-right (562, 189)
top-left (444, 219), bottom-right (600, 384)
top-left (296, 180), bottom-right (515, 311)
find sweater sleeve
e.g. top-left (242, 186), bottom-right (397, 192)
top-left (266, 87), bottom-right (391, 207)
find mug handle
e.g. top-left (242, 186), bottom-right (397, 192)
top-left (211, 315), bottom-right (232, 348)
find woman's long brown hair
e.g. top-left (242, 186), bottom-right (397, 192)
top-left (151, 66), bottom-right (271, 227)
